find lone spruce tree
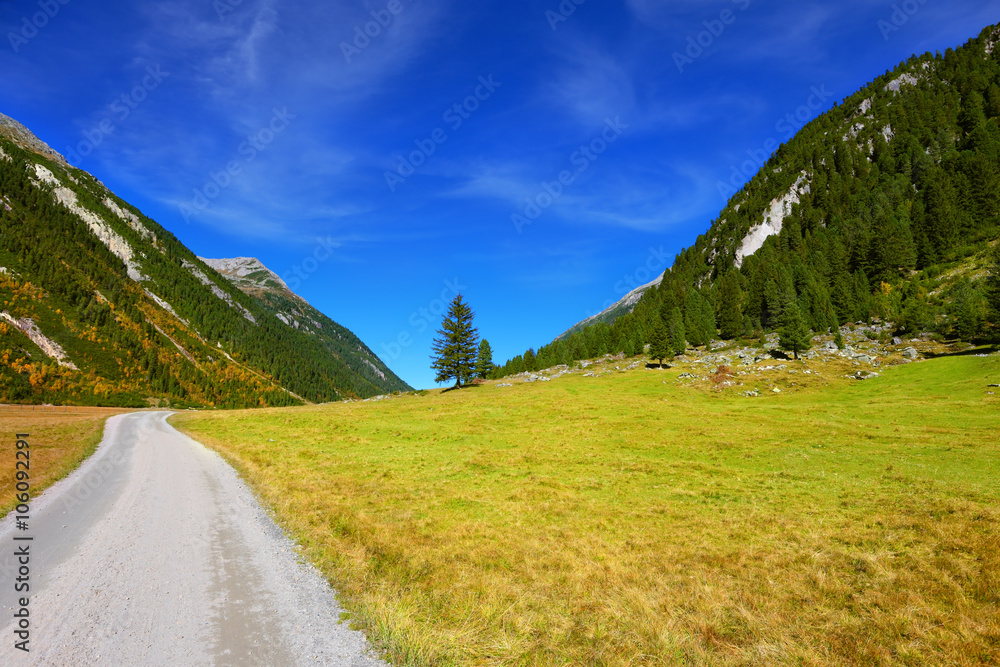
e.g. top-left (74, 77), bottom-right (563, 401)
top-left (988, 243), bottom-right (1000, 336)
top-left (648, 320), bottom-right (670, 366)
top-left (668, 307), bottom-right (687, 356)
top-left (717, 271), bottom-right (744, 340)
top-left (684, 290), bottom-right (714, 347)
top-left (431, 294), bottom-right (479, 388)
top-left (475, 339), bottom-right (494, 379)
top-left (778, 301), bottom-right (812, 360)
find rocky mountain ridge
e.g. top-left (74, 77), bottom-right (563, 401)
top-left (0, 112), bottom-right (67, 166)
top-left (0, 116), bottom-right (409, 406)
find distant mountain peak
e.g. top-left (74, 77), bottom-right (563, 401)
top-left (557, 273), bottom-right (663, 340)
top-left (199, 257), bottom-right (291, 293)
top-left (0, 112), bottom-right (67, 166)
top-left (201, 254), bottom-right (410, 392)
top-left (0, 122), bottom-right (411, 405)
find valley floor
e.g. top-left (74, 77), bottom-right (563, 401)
top-left (171, 341), bottom-right (1000, 666)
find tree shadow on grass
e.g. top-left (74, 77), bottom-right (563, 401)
top-left (439, 384), bottom-right (484, 394)
top-left (922, 343), bottom-right (999, 359)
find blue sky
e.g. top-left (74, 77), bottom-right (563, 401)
top-left (0, 0), bottom-right (995, 389)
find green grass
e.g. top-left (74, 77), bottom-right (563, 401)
top-left (171, 353), bottom-right (1000, 665)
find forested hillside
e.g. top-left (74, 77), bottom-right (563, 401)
top-left (203, 257), bottom-right (410, 397)
top-left (0, 123), bottom-right (410, 406)
top-left (497, 23), bottom-right (1000, 376)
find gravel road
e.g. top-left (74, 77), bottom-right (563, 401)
top-left (0, 411), bottom-right (387, 666)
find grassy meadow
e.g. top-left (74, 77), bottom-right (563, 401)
top-left (171, 352), bottom-right (1000, 666)
top-left (0, 408), bottom-right (123, 516)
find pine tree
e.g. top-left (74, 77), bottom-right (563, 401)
top-left (853, 271), bottom-right (873, 322)
top-left (868, 208), bottom-right (917, 282)
top-left (523, 348), bottom-right (537, 371)
top-left (718, 271), bottom-right (743, 339)
top-left (988, 243), bottom-right (1000, 336)
top-left (623, 336), bottom-right (636, 357)
top-left (668, 307), bottom-right (686, 356)
top-left (475, 339), bottom-right (494, 380)
top-left (430, 294), bottom-right (479, 388)
top-left (593, 324), bottom-right (610, 357)
top-left (648, 321), bottom-right (670, 366)
top-left (778, 301), bottom-right (812, 360)
top-left (684, 290), bottom-right (705, 347)
top-left (701, 295), bottom-right (717, 345)
top-left (950, 279), bottom-right (986, 341)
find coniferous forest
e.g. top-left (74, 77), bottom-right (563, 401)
top-left (496, 25), bottom-right (1000, 378)
top-left (0, 135), bottom-right (410, 407)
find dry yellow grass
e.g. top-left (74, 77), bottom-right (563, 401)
top-left (0, 408), bottom-right (124, 516)
top-left (172, 352), bottom-right (1000, 665)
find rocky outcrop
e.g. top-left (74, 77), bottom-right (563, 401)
top-left (199, 257), bottom-right (290, 292)
top-left (364, 358), bottom-right (386, 381)
top-left (734, 172), bottom-right (810, 268)
top-left (885, 73), bottom-right (918, 94)
top-left (182, 260), bottom-right (256, 324)
top-left (0, 311), bottom-right (78, 369)
top-left (143, 289), bottom-right (189, 326)
top-left (31, 164), bottom-right (149, 282)
top-left (103, 197), bottom-right (157, 243)
top-left (0, 112), bottom-right (67, 165)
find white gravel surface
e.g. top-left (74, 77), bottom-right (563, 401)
top-left (0, 411), bottom-right (387, 666)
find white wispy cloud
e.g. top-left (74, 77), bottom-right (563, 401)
top-left (539, 41), bottom-right (637, 129)
top-left (88, 0), bottom-right (458, 242)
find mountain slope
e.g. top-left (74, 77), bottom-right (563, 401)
top-left (0, 113), bottom-right (67, 167)
top-left (201, 257), bottom-right (409, 397)
top-left (555, 274), bottom-right (663, 341)
top-left (498, 23), bottom-right (1000, 375)
top-left (0, 119), bottom-right (409, 406)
